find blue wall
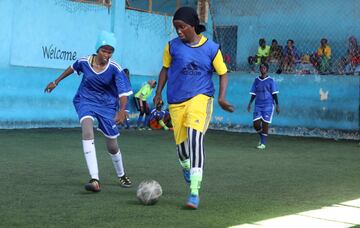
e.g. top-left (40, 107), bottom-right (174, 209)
top-left (0, 0), bottom-right (359, 139)
top-left (0, 0), bottom-right (14, 66)
top-left (211, 73), bottom-right (359, 139)
top-left (127, 0), bottom-right (197, 15)
top-left (120, 10), bottom-right (175, 76)
top-left (10, 0), bottom-right (112, 69)
top-left (0, 66), bottom-right (156, 128)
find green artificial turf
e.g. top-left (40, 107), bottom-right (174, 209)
top-left (0, 129), bottom-right (359, 227)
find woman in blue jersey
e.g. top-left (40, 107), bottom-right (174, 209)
top-left (153, 7), bottom-right (234, 209)
top-left (44, 31), bottom-right (133, 192)
top-left (247, 63), bottom-right (280, 150)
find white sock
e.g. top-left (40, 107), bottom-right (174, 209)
top-left (82, 139), bottom-right (99, 180)
top-left (109, 150), bottom-right (125, 177)
top-left (190, 167), bottom-right (203, 177)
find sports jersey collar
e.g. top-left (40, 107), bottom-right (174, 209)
top-left (88, 55), bottom-right (110, 75)
top-left (257, 75), bottom-right (270, 81)
top-left (187, 35), bottom-right (207, 48)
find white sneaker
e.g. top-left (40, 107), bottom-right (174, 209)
top-left (257, 144), bottom-right (266, 149)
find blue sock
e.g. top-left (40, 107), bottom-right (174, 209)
top-left (137, 117), bottom-right (143, 127)
top-left (260, 133), bottom-right (267, 145)
top-left (124, 119), bottom-right (129, 128)
top-left (144, 116), bottom-right (150, 127)
top-left (257, 129), bottom-right (262, 142)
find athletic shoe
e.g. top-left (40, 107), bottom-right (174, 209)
top-left (182, 168), bottom-right (190, 184)
top-left (186, 194), bottom-right (199, 209)
top-left (119, 174), bottom-right (132, 188)
top-left (257, 144), bottom-right (266, 149)
top-left (84, 179), bottom-right (101, 192)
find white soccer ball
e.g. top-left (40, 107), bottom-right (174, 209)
top-left (136, 180), bottom-right (162, 205)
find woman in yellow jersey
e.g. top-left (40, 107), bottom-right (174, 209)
top-left (153, 7), bottom-right (233, 209)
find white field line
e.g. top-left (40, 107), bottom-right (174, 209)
top-left (229, 198), bottom-right (360, 228)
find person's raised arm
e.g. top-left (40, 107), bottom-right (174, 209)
top-left (44, 66), bottom-right (74, 93)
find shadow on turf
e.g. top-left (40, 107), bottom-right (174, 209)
top-left (125, 198), bottom-right (191, 209)
top-left (126, 201), bottom-right (192, 210)
top-left (69, 183), bottom-right (136, 195)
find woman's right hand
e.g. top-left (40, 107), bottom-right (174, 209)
top-left (44, 82), bottom-right (57, 93)
top-left (153, 94), bottom-right (163, 107)
top-left (247, 103), bottom-right (251, 113)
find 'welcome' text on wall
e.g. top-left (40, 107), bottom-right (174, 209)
top-left (42, 45), bottom-right (77, 61)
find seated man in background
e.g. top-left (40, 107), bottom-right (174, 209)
top-left (248, 38), bottom-right (270, 72)
top-left (315, 38), bottom-right (332, 74)
top-left (149, 103), bottom-right (172, 131)
top-left (296, 54), bottom-right (316, 75)
top-left (335, 36), bottom-right (359, 74)
top-left (282, 39), bottom-right (300, 73)
top-left (344, 56), bottom-right (360, 75)
top-left (344, 36), bottom-right (360, 75)
top-left (268, 39), bottom-right (283, 74)
top-left (345, 36), bottom-right (359, 68)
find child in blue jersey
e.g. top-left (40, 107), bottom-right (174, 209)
top-left (44, 31), bottom-right (133, 192)
top-left (247, 63), bottom-right (280, 149)
top-left (153, 7), bottom-right (234, 209)
top-left (149, 103), bottom-right (172, 130)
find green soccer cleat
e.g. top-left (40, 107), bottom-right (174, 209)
top-left (257, 144), bottom-right (266, 150)
top-left (84, 179), bottom-right (101, 192)
top-left (119, 174), bottom-right (132, 188)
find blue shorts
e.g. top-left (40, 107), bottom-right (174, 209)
top-left (253, 104), bottom-right (274, 123)
top-left (74, 102), bottom-right (119, 138)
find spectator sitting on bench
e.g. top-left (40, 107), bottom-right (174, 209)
top-left (248, 38), bottom-right (270, 72)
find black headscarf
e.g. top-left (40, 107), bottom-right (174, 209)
top-left (173, 7), bottom-right (206, 34)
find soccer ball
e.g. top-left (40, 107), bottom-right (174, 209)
top-left (136, 180), bottom-right (162, 205)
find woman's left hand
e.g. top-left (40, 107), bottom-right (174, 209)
top-left (218, 99), bottom-right (234, 112)
top-left (114, 110), bottom-right (128, 124)
top-left (276, 105), bottom-right (280, 114)
top-left (44, 81), bottom-right (57, 93)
